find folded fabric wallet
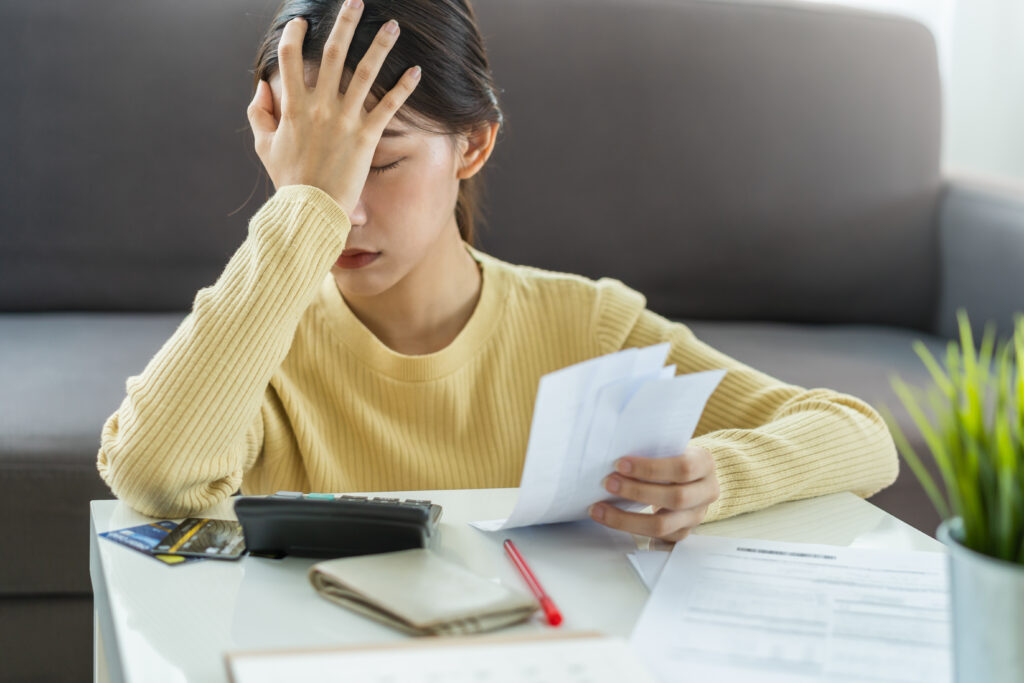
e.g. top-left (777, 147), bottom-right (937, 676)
top-left (308, 547), bottom-right (540, 636)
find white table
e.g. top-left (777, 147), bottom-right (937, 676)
top-left (91, 489), bottom-right (944, 683)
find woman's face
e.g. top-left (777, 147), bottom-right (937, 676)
top-left (266, 63), bottom-right (468, 298)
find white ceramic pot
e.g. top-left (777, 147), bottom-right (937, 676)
top-left (937, 517), bottom-right (1024, 683)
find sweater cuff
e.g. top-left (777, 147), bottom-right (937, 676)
top-left (272, 184), bottom-right (352, 231)
top-left (691, 434), bottom-right (731, 524)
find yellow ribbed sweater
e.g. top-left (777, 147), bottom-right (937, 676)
top-left (96, 184), bottom-right (899, 521)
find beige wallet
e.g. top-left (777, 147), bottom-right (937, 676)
top-left (308, 548), bottom-right (540, 636)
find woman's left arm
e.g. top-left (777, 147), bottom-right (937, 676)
top-left (589, 306), bottom-right (900, 542)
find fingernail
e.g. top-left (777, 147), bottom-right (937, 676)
top-left (589, 504), bottom-right (605, 521)
top-left (604, 475), bottom-right (620, 493)
top-left (616, 459), bottom-right (632, 474)
top-left (410, 65), bottom-right (422, 79)
top-left (345, 0), bottom-right (362, 8)
top-left (384, 19), bottom-right (399, 34)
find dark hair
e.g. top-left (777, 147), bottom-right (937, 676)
top-left (251, 0), bottom-right (504, 246)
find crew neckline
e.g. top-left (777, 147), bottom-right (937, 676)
top-left (314, 242), bottom-right (509, 382)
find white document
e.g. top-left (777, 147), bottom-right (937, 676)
top-left (472, 344), bottom-right (726, 531)
top-left (630, 535), bottom-right (952, 683)
top-left (626, 550), bottom-right (670, 590)
top-left (226, 633), bottom-right (659, 682)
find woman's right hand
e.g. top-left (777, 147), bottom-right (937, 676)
top-left (246, 1), bottom-right (421, 216)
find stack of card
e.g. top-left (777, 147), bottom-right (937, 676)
top-left (99, 518), bottom-right (246, 565)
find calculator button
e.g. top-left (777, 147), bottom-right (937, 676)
top-left (272, 491), bottom-right (303, 498)
top-left (304, 493), bottom-right (335, 500)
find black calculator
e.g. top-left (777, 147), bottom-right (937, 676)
top-left (233, 492), bottom-right (443, 559)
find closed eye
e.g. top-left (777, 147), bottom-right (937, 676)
top-left (370, 158), bottom-right (404, 174)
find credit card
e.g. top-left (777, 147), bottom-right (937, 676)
top-left (99, 521), bottom-right (204, 565)
top-left (154, 518), bottom-right (246, 560)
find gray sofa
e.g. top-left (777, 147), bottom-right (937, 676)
top-left (2, 0), bottom-right (1022, 680)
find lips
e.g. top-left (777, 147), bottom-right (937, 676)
top-left (336, 249), bottom-right (381, 270)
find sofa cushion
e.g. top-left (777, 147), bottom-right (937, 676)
top-left (473, 0), bottom-right (943, 330)
top-left (0, 595), bottom-right (94, 682)
top-left (0, 313), bottom-right (186, 594)
top-left (0, 0), bottom-right (264, 312)
top-left (4, 0), bottom-right (942, 332)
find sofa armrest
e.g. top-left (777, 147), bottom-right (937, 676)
top-left (934, 169), bottom-right (1024, 341)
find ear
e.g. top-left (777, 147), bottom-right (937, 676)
top-left (454, 122), bottom-right (500, 180)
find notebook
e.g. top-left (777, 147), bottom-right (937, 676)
top-left (224, 630), bottom-right (658, 682)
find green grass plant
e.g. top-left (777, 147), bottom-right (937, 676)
top-left (878, 308), bottom-right (1024, 565)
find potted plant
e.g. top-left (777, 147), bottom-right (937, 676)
top-left (878, 308), bottom-right (1023, 683)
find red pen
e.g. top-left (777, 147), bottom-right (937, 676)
top-left (503, 538), bottom-right (563, 626)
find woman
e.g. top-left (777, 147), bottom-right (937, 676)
top-left (97, 0), bottom-right (898, 542)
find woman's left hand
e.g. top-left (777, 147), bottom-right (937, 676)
top-left (589, 445), bottom-right (719, 542)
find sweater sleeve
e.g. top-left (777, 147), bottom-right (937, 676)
top-left (96, 185), bottom-right (352, 519)
top-left (594, 279), bottom-right (900, 524)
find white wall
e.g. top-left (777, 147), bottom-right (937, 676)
top-left (944, 1), bottom-right (1024, 180)
top-left (801, 0), bottom-right (1024, 181)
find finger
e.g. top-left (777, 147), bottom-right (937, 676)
top-left (316, 0), bottom-right (362, 102)
top-left (340, 19), bottom-right (400, 118)
top-left (247, 79), bottom-right (277, 138)
top-left (590, 502), bottom-right (706, 541)
top-left (278, 17), bottom-right (309, 117)
top-left (365, 66), bottom-right (422, 133)
top-left (604, 473), bottom-right (719, 511)
top-left (615, 446), bottom-right (713, 484)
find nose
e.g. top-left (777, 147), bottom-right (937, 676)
top-left (346, 192), bottom-right (369, 227)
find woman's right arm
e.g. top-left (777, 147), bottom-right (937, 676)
top-left (97, 3), bottom-right (421, 518)
top-left (97, 186), bottom-right (351, 518)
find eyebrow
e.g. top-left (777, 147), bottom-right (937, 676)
top-left (380, 129), bottom-right (408, 138)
